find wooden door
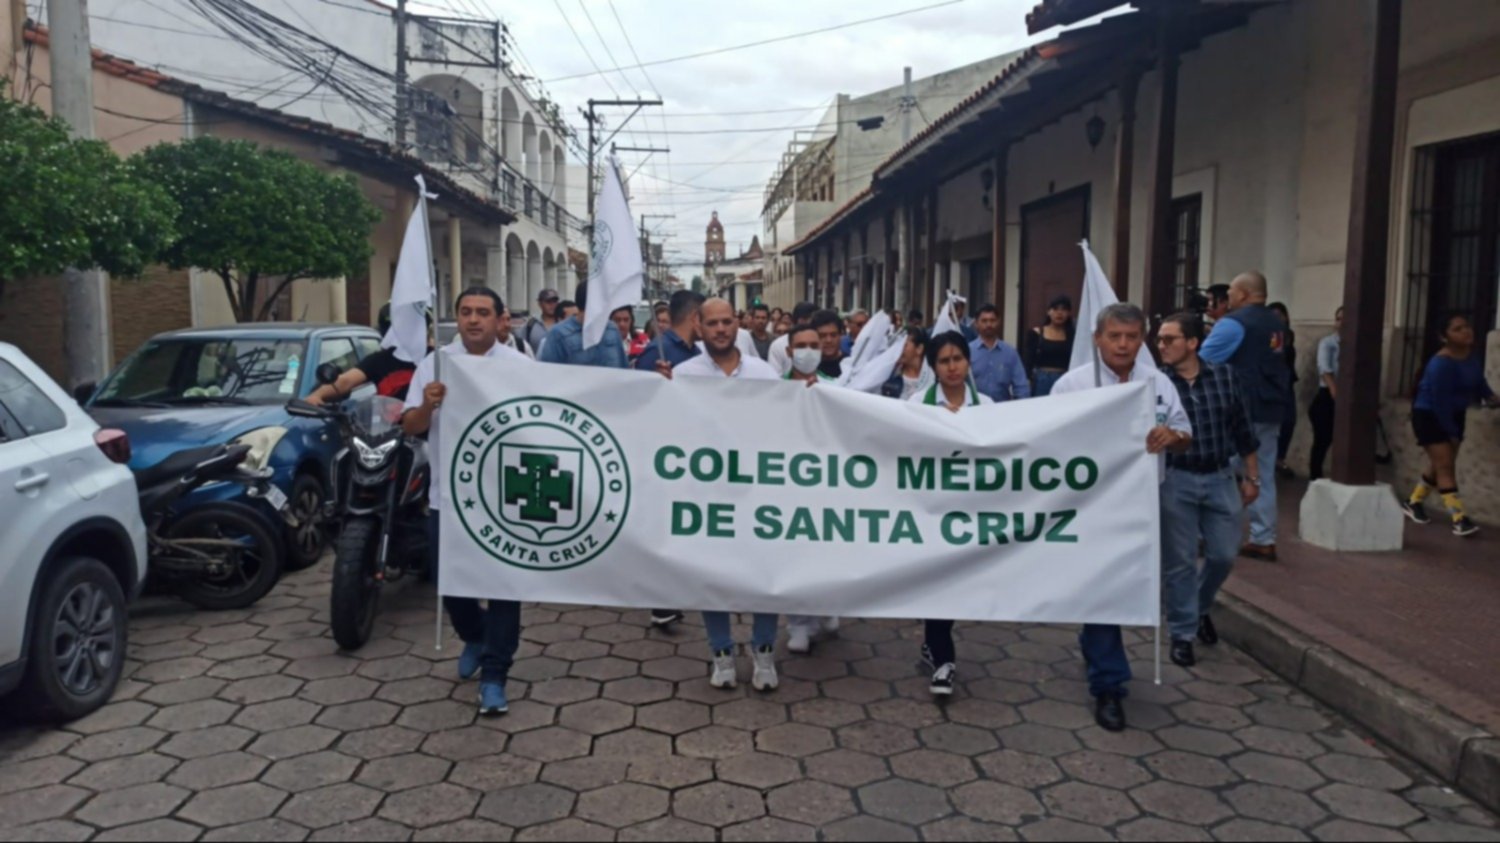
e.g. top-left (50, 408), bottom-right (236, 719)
top-left (1021, 186), bottom-right (1091, 333)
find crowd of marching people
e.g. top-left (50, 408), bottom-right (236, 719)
top-left (344, 271), bottom-right (1496, 732)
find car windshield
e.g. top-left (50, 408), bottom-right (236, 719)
top-left (97, 337), bottom-right (308, 406)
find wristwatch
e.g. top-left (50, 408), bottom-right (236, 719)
top-left (1246, 476), bottom-right (1262, 487)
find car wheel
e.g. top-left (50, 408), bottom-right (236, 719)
top-left (15, 556), bottom-right (127, 722)
top-left (285, 473), bottom-right (328, 571)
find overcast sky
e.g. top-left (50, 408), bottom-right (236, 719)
top-left (441, 0), bottom-right (1054, 274)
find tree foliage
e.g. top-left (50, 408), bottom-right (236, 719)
top-left (0, 86), bottom-right (177, 287)
top-left (136, 136), bottom-right (380, 322)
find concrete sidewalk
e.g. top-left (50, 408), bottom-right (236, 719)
top-left (1218, 477), bottom-right (1500, 813)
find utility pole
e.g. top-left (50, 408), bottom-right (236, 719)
top-left (394, 0), bottom-right (408, 149)
top-left (49, 0), bottom-right (111, 386)
top-left (900, 66), bottom-right (914, 143)
top-left (640, 214), bottom-right (673, 300)
top-left (585, 97), bottom-right (664, 222)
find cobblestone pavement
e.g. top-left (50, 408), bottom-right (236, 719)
top-left (2, 563), bottom-right (1497, 842)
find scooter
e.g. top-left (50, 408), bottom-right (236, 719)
top-left (137, 443), bottom-right (286, 610)
top-left (287, 369), bottom-right (430, 650)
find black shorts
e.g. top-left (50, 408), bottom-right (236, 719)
top-left (1412, 408), bottom-right (1464, 446)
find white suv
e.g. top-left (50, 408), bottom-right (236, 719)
top-left (0, 343), bottom-right (147, 720)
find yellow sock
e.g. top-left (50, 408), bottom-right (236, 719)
top-left (1441, 490), bottom-right (1466, 522)
top-left (1410, 478), bottom-right (1433, 505)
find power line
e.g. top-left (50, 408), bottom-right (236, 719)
top-left (544, 0), bottom-right (965, 83)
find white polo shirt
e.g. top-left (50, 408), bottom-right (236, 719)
top-left (1050, 360), bottom-right (1192, 482)
top-left (673, 350), bottom-right (780, 381)
top-left (404, 338), bottom-right (532, 510)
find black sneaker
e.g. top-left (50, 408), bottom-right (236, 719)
top-left (1401, 501), bottom-right (1431, 525)
top-left (930, 663), bottom-right (956, 697)
top-left (1197, 614), bottom-right (1219, 647)
top-left (1453, 517), bottom-right (1480, 538)
top-left (920, 644), bottom-right (936, 671)
top-left (651, 610), bottom-right (684, 628)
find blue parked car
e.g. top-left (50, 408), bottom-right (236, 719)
top-left (84, 324), bottom-right (384, 571)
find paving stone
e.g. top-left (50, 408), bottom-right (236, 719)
top-left (0, 755), bottom-right (84, 796)
top-left (1234, 725), bottom-right (1327, 760)
top-left (202, 818), bottom-right (312, 842)
top-left (67, 701), bottom-right (158, 735)
top-left (992, 723), bottom-right (1081, 758)
top-left (208, 656), bottom-right (289, 682)
top-left (94, 818), bottom-right (202, 842)
top-left (1226, 783), bottom-right (1332, 827)
top-left (318, 700), bottom-right (401, 732)
top-left (1157, 725), bottom-right (1244, 757)
top-left (146, 700), bottom-right (239, 733)
top-left (67, 727), bottom-right (168, 762)
top-left (0, 785), bottom-right (92, 827)
top-left (1144, 749), bottom-right (1239, 787)
top-left (1016, 817), bottom-right (1113, 841)
top-left (1057, 750), bottom-right (1152, 790)
top-left (858, 778), bottom-right (953, 825)
top-left (178, 782), bottom-right (288, 827)
top-left (1212, 818), bottom-right (1313, 841)
top-left (557, 699), bottom-right (635, 736)
top-left (571, 657), bottom-right (639, 683)
top-left (601, 677), bottom-right (674, 706)
top-left (1040, 781), bottom-right (1138, 826)
top-left (1172, 700), bottom-right (1253, 731)
top-left (134, 658), bottom-right (216, 684)
top-left (1230, 752), bottom-right (1327, 790)
top-left (1245, 702), bottom-right (1332, 733)
top-left (593, 729), bottom-right (673, 758)
top-left (336, 725), bottom-right (425, 760)
top-left (1125, 780), bottom-right (1233, 826)
top-left (68, 751), bottom-right (178, 791)
top-left (822, 676), bottom-right (894, 704)
top-left (450, 754), bottom-right (543, 791)
top-left (1313, 783), bottom-right (1423, 828)
top-left (277, 784), bottom-right (383, 829)
top-left (837, 720), bottom-right (919, 755)
top-left (712, 817), bottom-right (813, 842)
top-left (975, 750), bottom-right (1064, 789)
top-left (539, 757), bottom-right (628, 791)
top-left (921, 817), bottom-right (1020, 841)
top-left (625, 756), bottom-right (714, 790)
top-left (716, 752), bottom-right (802, 789)
top-left (753, 722), bottom-right (834, 758)
top-left (1310, 819), bottom-right (1411, 841)
top-left (358, 656), bottom-right (434, 682)
top-left (392, 701), bottom-right (476, 735)
top-left (1406, 822), bottom-right (1500, 842)
top-left (375, 678), bottom-right (454, 707)
top-left (4, 821), bottom-right (92, 842)
top-left (783, 699), bottom-right (863, 730)
top-left (673, 782), bottom-right (766, 826)
top-left (1311, 754), bottom-right (1413, 791)
top-left (198, 638), bottom-right (275, 663)
top-left (765, 780), bottom-right (857, 826)
top-left (943, 699), bottom-right (1022, 730)
top-left (306, 818), bottom-right (412, 841)
top-left (635, 700), bottom-right (711, 736)
top-left (221, 676), bottom-right (305, 706)
top-left (76, 782), bottom-right (190, 828)
top-left (948, 780), bottom-right (1044, 826)
top-left (514, 818), bottom-right (614, 842)
top-left (477, 783), bottom-right (576, 828)
top-left (507, 727), bottom-right (593, 763)
top-left (378, 783), bottom-right (480, 829)
top-left (474, 701), bottom-right (556, 734)
top-left (262, 751), bottom-right (359, 791)
top-left (355, 753), bottom-right (451, 791)
top-left (822, 815), bottom-right (919, 842)
top-left (888, 749), bottom-right (978, 788)
top-left (411, 820), bottom-right (515, 842)
top-left (284, 655), bottom-right (361, 681)
top-left (166, 751), bottom-right (269, 790)
top-left (529, 678), bottom-right (602, 707)
top-left (300, 676), bottom-right (379, 707)
top-left (575, 783), bottom-right (669, 828)
top-left (234, 700), bottom-right (321, 733)
top-left (415, 726), bottom-right (507, 763)
top-left (1115, 817), bottom-right (1212, 841)
top-left (676, 725), bottom-right (754, 760)
top-left (920, 723), bottom-right (1000, 756)
top-left (230, 722), bottom-right (336, 763)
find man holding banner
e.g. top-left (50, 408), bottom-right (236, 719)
top-left (669, 299), bottom-right (783, 691)
top-left (1051, 303), bottom-right (1193, 732)
top-left (404, 287), bottom-right (532, 716)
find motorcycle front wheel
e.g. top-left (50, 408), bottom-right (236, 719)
top-left (331, 516), bottom-right (382, 651)
top-left (168, 502), bottom-right (284, 611)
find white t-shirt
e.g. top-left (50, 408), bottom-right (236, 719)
top-left (673, 350), bottom-right (780, 381)
top-left (767, 333), bottom-right (792, 376)
top-left (1049, 360), bottom-right (1192, 482)
top-left (905, 383), bottom-right (995, 408)
top-left (404, 338), bottom-right (533, 510)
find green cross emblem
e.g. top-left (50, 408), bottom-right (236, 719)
top-left (503, 452), bottom-right (576, 524)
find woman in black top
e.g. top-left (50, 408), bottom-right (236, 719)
top-left (1269, 302), bottom-right (1298, 476)
top-left (1026, 294), bottom-right (1076, 396)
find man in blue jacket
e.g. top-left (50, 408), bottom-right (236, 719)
top-left (1199, 271), bottom-right (1290, 562)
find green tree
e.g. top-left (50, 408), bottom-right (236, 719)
top-left (691, 275), bottom-right (704, 295)
top-left (137, 136), bottom-right (380, 322)
top-left (0, 86), bottom-right (177, 292)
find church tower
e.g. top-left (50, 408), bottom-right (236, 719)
top-left (704, 211), bottom-right (726, 283)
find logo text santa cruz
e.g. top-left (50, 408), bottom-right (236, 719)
top-left (657, 447), bottom-right (1096, 546)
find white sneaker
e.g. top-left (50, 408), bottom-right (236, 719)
top-left (751, 647), bottom-right (779, 692)
top-left (930, 663), bottom-right (957, 697)
top-left (787, 628), bottom-right (812, 654)
top-left (710, 651), bottom-right (738, 689)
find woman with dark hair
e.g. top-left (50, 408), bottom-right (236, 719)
top-left (1268, 302), bottom-right (1298, 476)
top-left (1402, 313), bottom-right (1497, 537)
top-left (881, 328), bottom-right (933, 400)
top-left (1026, 294), bottom-right (1076, 396)
top-left (905, 330), bottom-right (991, 697)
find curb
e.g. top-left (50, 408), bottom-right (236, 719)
top-left (1216, 593), bottom-right (1500, 814)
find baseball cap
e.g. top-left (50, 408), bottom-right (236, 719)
top-left (538, 288), bottom-right (560, 302)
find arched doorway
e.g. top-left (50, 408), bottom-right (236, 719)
top-left (412, 74), bottom-right (483, 166)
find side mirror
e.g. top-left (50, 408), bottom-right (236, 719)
top-left (72, 382), bottom-right (97, 404)
top-left (315, 363), bottom-right (341, 386)
top-left (285, 399), bottom-right (324, 419)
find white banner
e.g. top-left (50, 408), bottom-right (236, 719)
top-left (439, 357), bottom-right (1161, 626)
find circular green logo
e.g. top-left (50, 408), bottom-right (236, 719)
top-left (590, 221), bottom-right (613, 278)
top-left (450, 396), bottom-right (630, 571)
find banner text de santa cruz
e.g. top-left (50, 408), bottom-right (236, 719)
top-left (655, 447), bottom-right (1098, 547)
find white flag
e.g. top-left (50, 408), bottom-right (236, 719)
top-left (382, 175), bottom-right (437, 364)
top-left (583, 157), bottom-right (644, 349)
top-left (930, 290), bottom-right (966, 337)
top-left (1070, 240), bottom-right (1155, 374)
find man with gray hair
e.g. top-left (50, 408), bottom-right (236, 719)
top-left (1050, 302), bottom-right (1193, 732)
top-left (1199, 271), bottom-right (1290, 562)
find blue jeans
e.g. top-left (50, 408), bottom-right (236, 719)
top-left (428, 512), bottom-right (521, 683)
top-left (702, 612), bottom-right (779, 655)
top-left (1033, 370), bottom-right (1064, 397)
top-left (1244, 421), bottom-right (1281, 545)
top-left (1162, 468), bottom-right (1242, 642)
top-left (1080, 625), bottom-right (1131, 698)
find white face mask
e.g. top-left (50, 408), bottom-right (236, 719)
top-left (791, 348), bottom-right (821, 375)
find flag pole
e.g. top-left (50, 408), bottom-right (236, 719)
top-left (415, 179), bottom-right (445, 653)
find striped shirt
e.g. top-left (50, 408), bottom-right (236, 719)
top-left (1163, 361), bottom-right (1259, 472)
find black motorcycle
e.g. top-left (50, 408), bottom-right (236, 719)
top-left (287, 376), bottom-right (430, 651)
top-left (137, 443), bottom-right (286, 610)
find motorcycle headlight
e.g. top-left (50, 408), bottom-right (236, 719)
top-left (233, 426), bottom-right (290, 471)
top-left (354, 437), bottom-right (399, 469)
